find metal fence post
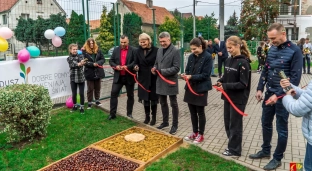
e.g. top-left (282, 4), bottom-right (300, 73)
top-left (82, 0), bottom-right (87, 41)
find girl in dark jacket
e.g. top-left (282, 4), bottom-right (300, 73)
top-left (82, 38), bottom-right (105, 109)
top-left (134, 33), bottom-right (159, 125)
top-left (182, 37), bottom-right (213, 144)
top-left (216, 36), bottom-right (251, 156)
top-left (67, 43), bottom-right (86, 114)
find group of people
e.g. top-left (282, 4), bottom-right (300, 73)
top-left (298, 37), bottom-right (312, 74)
top-left (66, 22), bottom-right (311, 171)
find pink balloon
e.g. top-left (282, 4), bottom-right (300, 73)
top-left (0, 27), bottom-right (13, 39)
top-left (66, 96), bottom-right (74, 108)
top-left (52, 36), bottom-right (62, 47)
top-left (17, 49), bottom-right (30, 63)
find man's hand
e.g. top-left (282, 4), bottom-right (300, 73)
top-left (121, 66), bottom-right (127, 70)
top-left (116, 65), bottom-right (122, 70)
top-left (218, 52), bottom-right (222, 56)
top-left (265, 94), bottom-right (278, 105)
top-left (286, 89), bottom-right (296, 97)
top-left (280, 78), bottom-right (290, 89)
top-left (215, 82), bottom-right (222, 87)
top-left (134, 65), bottom-right (139, 71)
top-left (255, 90), bottom-right (263, 101)
top-left (93, 63), bottom-right (99, 67)
top-left (151, 67), bottom-right (156, 75)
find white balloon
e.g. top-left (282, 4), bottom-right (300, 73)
top-left (0, 27), bottom-right (13, 39)
top-left (44, 29), bottom-right (55, 39)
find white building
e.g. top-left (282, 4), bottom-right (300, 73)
top-left (276, 0), bottom-right (312, 40)
top-left (0, 0), bottom-right (65, 58)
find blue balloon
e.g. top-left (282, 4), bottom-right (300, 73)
top-left (54, 27), bottom-right (66, 37)
top-left (26, 46), bottom-right (40, 57)
top-left (77, 50), bottom-right (82, 55)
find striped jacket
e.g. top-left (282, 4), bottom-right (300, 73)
top-left (67, 54), bottom-right (85, 83)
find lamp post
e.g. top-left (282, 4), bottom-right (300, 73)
top-left (117, 2), bottom-right (120, 45)
top-left (86, 0), bottom-right (90, 38)
top-left (111, 3), bottom-right (116, 46)
top-left (193, 0), bottom-right (196, 38)
top-left (82, 0), bottom-right (87, 41)
top-left (152, 8), bottom-right (156, 46)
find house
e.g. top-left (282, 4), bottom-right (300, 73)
top-left (117, 0), bottom-right (175, 34)
top-left (0, 0), bottom-right (65, 56)
top-left (275, 0), bottom-right (312, 40)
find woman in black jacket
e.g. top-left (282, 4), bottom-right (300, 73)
top-left (182, 37), bottom-right (213, 144)
top-left (134, 33), bottom-right (159, 125)
top-left (82, 38), bottom-right (105, 109)
top-left (216, 36), bottom-right (251, 157)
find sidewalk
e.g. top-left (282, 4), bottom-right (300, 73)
top-left (99, 73), bottom-right (309, 171)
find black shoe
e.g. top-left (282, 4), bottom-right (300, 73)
top-left (157, 123), bottom-right (169, 129)
top-left (249, 150), bottom-right (270, 159)
top-left (96, 101), bottom-right (102, 106)
top-left (87, 103), bottom-right (92, 109)
top-left (71, 105), bottom-right (78, 112)
top-left (80, 108), bottom-right (84, 114)
top-left (143, 115), bottom-right (150, 124)
top-left (127, 114), bottom-right (133, 118)
top-left (263, 159), bottom-right (281, 170)
top-left (222, 150), bottom-right (240, 157)
top-left (107, 115), bottom-right (116, 120)
top-left (308, 72), bottom-right (312, 74)
top-left (303, 71), bottom-right (306, 74)
top-left (150, 116), bottom-right (156, 126)
top-left (169, 126), bottom-right (178, 135)
top-left (211, 74), bottom-right (217, 77)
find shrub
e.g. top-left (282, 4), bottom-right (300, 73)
top-left (0, 84), bottom-right (53, 143)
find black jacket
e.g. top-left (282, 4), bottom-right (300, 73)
top-left (134, 46), bottom-right (159, 101)
top-left (214, 41), bottom-right (228, 60)
top-left (109, 46), bottom-right (136, 84)
top-left (83, 49), bottom-right (105, 80)
top-left (218, 55), bottom-right (251, 105)
top-left (206, 45), bottom-right (214, 54)
top-left (185, 51), bottom-right (213, 93)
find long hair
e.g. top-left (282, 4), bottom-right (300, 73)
top-left (226, 36), bottom-right (251, 59)
top-left (83, 38), bottom-right (99, 54)
top-left (190, 36), bottom-right (207, 50)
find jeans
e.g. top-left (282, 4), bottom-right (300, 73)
top-left (211, 59), bottom-right (215, 75)
top-left (261, 92), bottom-right (289, 161)
top-left (110, 76), bottom-right (135, 116)
top-left (218, 58), bottom-right (227, 77)
top-left (303, 55), bottom-right (311, 73)
top-left (159, 95), bottom-right (179, 127)
top-left (224, 101), bottom-right (244, 156)
top-left (87, 79), bottom-right (101, 102)
top-left (188, 104), bottom-right (206, 135)
top-left (71, 81), bottom-right (85, 105)
top-left (305, 143), bottom-right (312, 171)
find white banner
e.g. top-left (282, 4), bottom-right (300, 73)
top-left (0, 56), bottom-right (72, 99)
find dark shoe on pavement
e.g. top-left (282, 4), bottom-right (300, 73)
top-left (169, 126), bottom-right (178, 135)
top-left (107, 115), bottom-right (116, 120)
top-left (127, 114), bottom-right (133, 118)
top-left (211, 74), bottom-right (217, 77)
top-left (143, 115), bottom-right (150, 124)
top-left (249, 150), bottom-right (270, 159)
top-left (157, 123), bottom-right (169, 129)
top-left (263, 159), bottom-right (281, 170)
top-left (222, 150), bottom-right (240, 157)
top-left (150, 116), bottom-right (156, 126)
top-left (95, 101), bottom-right (102, 106)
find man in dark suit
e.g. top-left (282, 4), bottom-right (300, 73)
top-left (214, 38), bottom-right (228, 78)
top-left (108, 35), bottom-right (136, 120)
top-left (206, 39), bottom-right (217, 77)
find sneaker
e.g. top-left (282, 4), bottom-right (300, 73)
top-left (263, 159), bottom-right (281, 170)
top-left (184, 132), bottom-right (198, 141)
top-left (95, 101), bottom-right (102, 106)
top-left (157, 123), bottom-right (169, 129)
top-left (249, 150), bottom-right (270, 159)
top-left (169, 126), bottom-right (178, 135)
top-left (80, 108), bottom-right (84, 114)
top-left (193, 134), bottom-right (204, 144)
top-left (222, 150), bottom-right (240, 157)
top-left (225, 148), bottom-right (229, 152)
top-left (71, 105), bottom-right (78, 112)
top-left (87, 103), bottom-right (92, 109)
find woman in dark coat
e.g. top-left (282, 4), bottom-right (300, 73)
top-left (134, 33), bottom-right (159, 125)
top-left (182, 37), bottom-right (213, 144)
top-left (82, 38), bottom-right (105, 109)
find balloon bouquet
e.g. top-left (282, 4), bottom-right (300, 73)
top-left (44, 26), bottom-right (66, 47)
top-left (0, 27), bottom-right (13, 52)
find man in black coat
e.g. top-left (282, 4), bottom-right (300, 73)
top-left (108, 35), bottom-right (136, 120)
top-left (206, 39), bottom-right (217, 77)
top-left (214, 38), bottom-right (228, 78)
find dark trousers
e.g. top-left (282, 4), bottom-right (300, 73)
top-left (71, 81), bottom-right (85, 105)
top-left (110, 76), bottom-right (134, 116)
top-left (218, 58), bottom-right (227, 76)
top-left (188, 104), bottom-right (206, 135)
top-left (305, 142), bottom-right (312, 171)
top-left (303, 55), bottom-right (311, 73)
top-left (87, 79), bottom-right (101, 102)
top-left (159, 95), bottom-right (179, 127)
top-left (261, 92), bottom-right (289, 161)
top-left (224, 101), bottom-right (244, 156)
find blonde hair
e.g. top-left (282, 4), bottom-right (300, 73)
top-left (83, 38), bottom-right (99, 54)
top-left (139, 33), bottom-right (152, 47)
top-left (68, 43), bottom-right (78, 54)
top-left (226, 36), bottom-right (251, 59)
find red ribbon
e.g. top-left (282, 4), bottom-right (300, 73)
top-left (182, 76), bottom-right (203, 96)
top-left (123, 67), bottom-right (151, 93)
top-left (213, 85), bottom-right (248, 116)
top-left (155, 70), bottom-right (176, 85)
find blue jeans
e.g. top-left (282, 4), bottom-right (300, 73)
top-left (261, 92), bottom-right (289, 161)
top-left (305, 143), bottom-right (312, 171)
top-left (211, 59), bottom-right (215, 75)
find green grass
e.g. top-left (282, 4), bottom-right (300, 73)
top-left (0, 107), bottom-right (135, 171)
top-left (146, 145), bottom-right (248, 171)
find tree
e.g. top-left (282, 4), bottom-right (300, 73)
top-left (66, 10), bottom-right (87, 48)
top-left (15, 17), bottom-right (35, 47)
top-left (96, 6), bottom-right (114, 54)
top-left (227, 11), bottom-right (238, 26)
top-left (225, 11), bottom-right (240, 40)
top-left (158, 17), bottom-right (181, 44)
top-left (123, 12), bottom-right (142, 46)
top-left (171, 8), bottom-right (181, 21)
top-left (32, 17), bottom-right (49, 50)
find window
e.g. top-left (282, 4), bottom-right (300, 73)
top-left (286, 27), bottom-right (299, 40)
top-left (37, 0), bottom-right (42, 4)
top-left (2, 15), bottom-right (7, 24)
top-left (21, 13), bottom-right (30, 19)
top-left (279, 0), bottom-right (300, 15)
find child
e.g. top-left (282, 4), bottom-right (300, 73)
top-left (67, 43), bottom-right (86, 114)
top-left (280, 79), bottom-right (312, 171)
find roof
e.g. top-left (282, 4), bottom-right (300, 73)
top-left (120, 0), bottom-right (175, 25)
top-left (66, 19), bottom-right (100, 30)
top-left (0, 0), bottom-right (19, 13)
top-left (182, 13), bottom-right (192, 18)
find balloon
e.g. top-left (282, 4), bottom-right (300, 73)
top-left (76, 94), bottom-right (80, 104)
top-left (17, 49), bottom-right (30, 63)
top-left (77, 50), bottom-right (82, 55)
top-left (0, 27), bottom-right (13, 39)
top-left (66, 96), bottom-right (74, 108)
top-left (54, 27), bottom-right (66, 37)
top-left (26, 46), bottom-right (40, 57)
top-left (44, 29), bottom-right (55, 39)
top-left (52, 36), bottom-right (62, 47)
top-left (0, 37), bottom-right (8, 52)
